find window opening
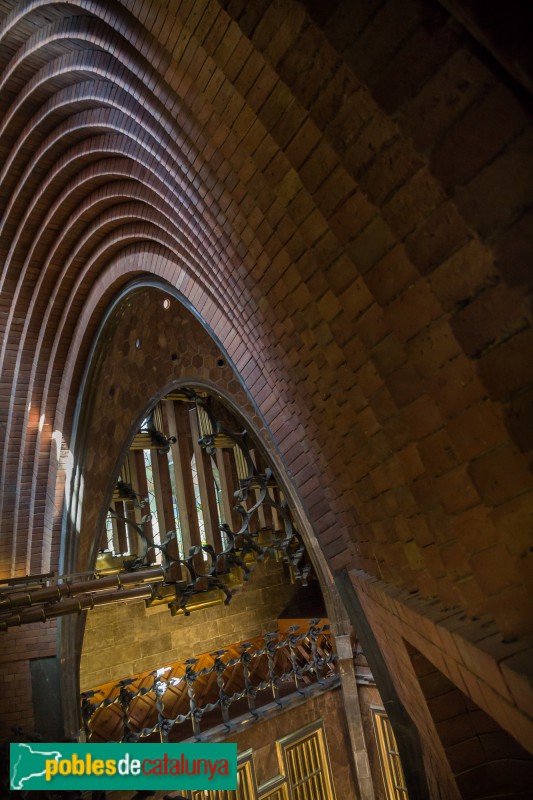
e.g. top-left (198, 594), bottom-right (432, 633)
top-left (372, 707), bottom-right (409, 800)
top-left (260, 787), bottom-right (289, 800)
top-left (105, 510), bottom-right (114, 552)
top-left (188, 757), bottom-right (255, 799)
top-left (280, 722), bottom-right (336, 800)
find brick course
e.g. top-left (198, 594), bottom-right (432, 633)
top-left (0, 0), bottom-right (531, 789)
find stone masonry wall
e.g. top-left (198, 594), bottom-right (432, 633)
top-left (81, 558), bottom-right (297, 690)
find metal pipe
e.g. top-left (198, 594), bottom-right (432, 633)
top-left (0, 585), bottom-right (156, 630)
top-left (0, 572), bottom-right (55, 594)
top-left (0, 566), bottom-right (164, 612)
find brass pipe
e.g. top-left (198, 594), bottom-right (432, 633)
top-left (0, 572), bottom-right (55, 594)
top-left (0, 585), bottom-right (156, 631)
top-left (0, 566), bottom-right (165, 612)
top-left (0, 570), bottom-right (111, 596)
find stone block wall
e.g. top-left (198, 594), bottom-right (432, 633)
top-left (81, 558), bottom-right (297, 691)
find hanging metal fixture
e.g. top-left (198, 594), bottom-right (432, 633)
top-left (0, 389), bottom-right (315, 631)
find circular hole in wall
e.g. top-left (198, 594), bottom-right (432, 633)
top-left (217, 358), bottom-right (225, 368)
top-left (163, 298), bottom-right (171, 309)
top-left (171, 353), bottom-right (178, 361)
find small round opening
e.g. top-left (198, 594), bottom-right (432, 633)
top-left (135, 338), bottom-right (141, 350)
top-left (163, 298), bottom-right (171, 310)
top-left (217, 358), bottom-right (225, 368)
top-left (171, 353), bottom-right (178, 361)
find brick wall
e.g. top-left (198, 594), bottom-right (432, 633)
top-left (0, 623), bottom-right (56, 738)
top-left (0, 0), bottom-right (531, 792)
top-left (409, 644), bottom-right (533, 799)
top-left (351, 570), bottom-right (533, 795)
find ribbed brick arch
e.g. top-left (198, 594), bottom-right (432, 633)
top-left (0, 0), bottom-right (285, 578)
top-left (0, 0), bottom-right (369, 586)
top-left (0, 0), bottom-right (532, 788)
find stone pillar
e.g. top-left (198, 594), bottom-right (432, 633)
top-left (335, 634), bottom-right (376, 800)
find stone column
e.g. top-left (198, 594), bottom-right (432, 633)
top-left (336, 633), bottom-right (376, 800)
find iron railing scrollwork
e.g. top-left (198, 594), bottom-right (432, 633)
top-left (82, 622), bottom-right (337, 743)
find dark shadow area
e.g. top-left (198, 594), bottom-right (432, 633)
top-left (407, 642), bottom-right (533, 799)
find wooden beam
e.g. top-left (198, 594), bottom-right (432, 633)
top-left (172, 404), bottom-right (204, 575)
top-left (163, 399), bottom-right (195, 555)
top-left (100, 513), bottom-right (109, 551)
top-left (151, 449), bottom-right (182, 580)
top-left (114, 501), bottom-right (128, 554)
top-left (133, 449), bottom-right (156, 565)
top-left (151, 451), bottom-right (175, 538)
top-left (249, 449), bottom-right (267, 530)
top-left (189, 407), bottom-right (223, 552)
top-left (215, 448), bottom-right (242, 532)
top-left (126, 451), bottom-right (145, 556)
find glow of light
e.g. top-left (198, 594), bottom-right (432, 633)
top-left (156, 667), bottom-right (171, 677)
top-left (52, 429), bottom-right (62, 459)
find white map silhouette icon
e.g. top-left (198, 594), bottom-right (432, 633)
top-left (11, 742), bottom-right (63, 789)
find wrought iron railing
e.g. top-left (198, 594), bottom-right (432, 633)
top-left (82, 621), bottom-right (337, 743)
